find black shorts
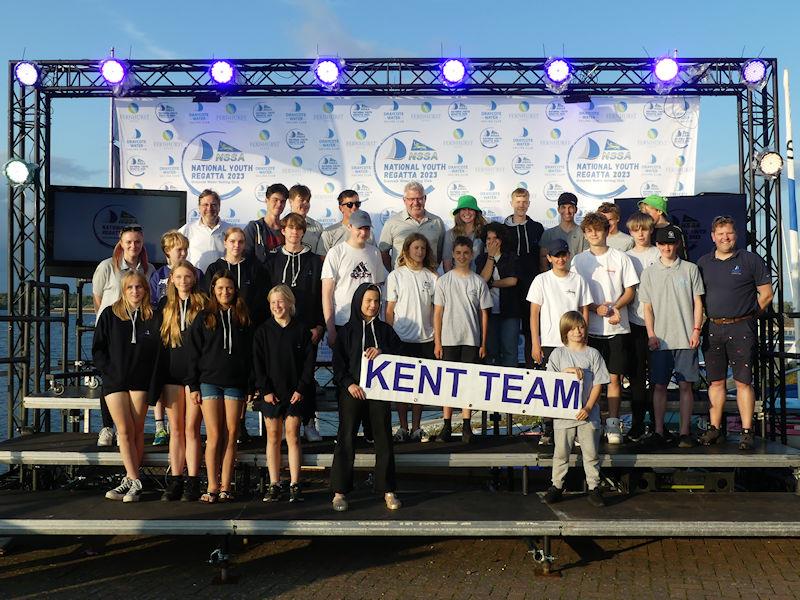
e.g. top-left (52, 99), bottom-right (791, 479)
top-left (441, 345), bottom-right (479, 364)
top-left (588, 334), bottom-right (630, 375)
top-left (258, 398), bottom-right (304, 420)
top-left (703, 319), bottom-right (756, 384)
top-left (404, 341), bottom-right (435, 360)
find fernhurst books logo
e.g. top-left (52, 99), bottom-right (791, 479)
top-left (93, 206), bottom-right (140, 248)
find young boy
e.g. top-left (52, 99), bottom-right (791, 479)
top-left (527, 238), bottom-right (593, 444)
top-left (539, 192), bottom-right (588, 272)
top-left (433, 236), bottom-right (493, 443)
top-left (638, 194), bottom-right (687, 259)
top-left (598, 202), bottom-right (634, 252)
top-left (288, 184), bottom-right (325, 255)
top-left (543, 311), bottom-right (610, 508)
top-left (624, 212), bottom-right (661, 441)
top-left (639, 225), bottom-right (705, 448)
top-left (571, 212), bottom-right (638, 444)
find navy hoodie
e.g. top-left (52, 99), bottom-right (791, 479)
top-left (503, 215), bottom-right (544, 291)
top-left (202, 258), bottom-right (270, 326)
top-left (186, 307), bottom-right (253, 393)
top-left (252, 317), bottom-right (316, 403)
top-left (332, 282), bottom-right (404, 391)
top-left (264, 245), bottom-right (324, 330)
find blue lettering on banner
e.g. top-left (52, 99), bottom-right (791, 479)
top-left (502, 373), bottom-right (524, 404)
top-left (479, 371), bottom-right (501, 400)
top-left (393, 361), bottom-right (415, 393)
top-left (365, 359), bottom-right (391, 390)
top-left (445, 367), bottom-right (468, 396)
top-left (525, 377), bottom-right (548, 406)
top-left (554, 379), bottom-right (581, 409)
top-left (418, 364), bottom-right (441, 395)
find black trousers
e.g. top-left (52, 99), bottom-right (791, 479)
top-left (302, 343), bottom-right (319, 425)
top-left (520, 299), bottom-right (535, 369)
top-left (629, 323), bottom-right (652, 427)
top-left (100, 392), bottom-right (114, 429)
top-left (330, 392), bottom-right (395, 494)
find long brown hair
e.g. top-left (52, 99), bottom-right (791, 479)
top-left (111, 272), bottom-right (153, 321)
top-left (204, 270), bottom-right (251, 329)
top-left (397, 232), bottom-right (437, 273)
top-left (112, 228), bottom-right (149, 273)
top-left (452, 209), bottom-right (487, 239)
top-left (160, 261), bottom-right (207, 347)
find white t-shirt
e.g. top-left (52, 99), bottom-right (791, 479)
top-left (179, 219), bottom-right (231, 273)
top-left (526, 271), bottom-right (594, 348)
top-left (626, 246), bottom-right (661, 326)
top-left (321, 242), bottom-right (387, 326)
top-left (571, 247), bottom-right (639, 336)
top-left (385, 266), bottom-right (438, 343)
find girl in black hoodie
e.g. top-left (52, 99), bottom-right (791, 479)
top-left (92, 271), bottom-right (160, 503)
top-left (330, 282), bottom-right (404, 512)
top-left (253, 285), bottom-right (315, 503)
top-left (187, 270), bottom-right (253, 503)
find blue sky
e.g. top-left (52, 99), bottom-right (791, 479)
top-left (1, 0), bottom-right (799, 291)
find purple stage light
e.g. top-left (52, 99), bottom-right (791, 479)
top-left (314, 59), bottom-right (341, 87)
top-left (100, 59), bottom-right (127, 85)
top-left (210, 60), bottom-right (235, 84)
top-left (742, 59), bottom-right (767, 85)
top-left (14, 61), bottom-right (39, 86)
top-left (545, 58), bottom-right (572, 84)
top-left (653, 57), bottom-right (679, 83)
top-left (440, 59), bottom-right (468, 86)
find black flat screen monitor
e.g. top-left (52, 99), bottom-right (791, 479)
top-left (46, 185), bottom-right (187, 278)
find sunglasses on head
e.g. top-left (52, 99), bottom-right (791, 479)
top-left (340, 201), bottom-right (362, 209)
top-left (120, 224), bottom-right (143, 233)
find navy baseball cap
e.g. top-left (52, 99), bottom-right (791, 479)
top-left (349, 210), bottom-right (372, 229)
top-left (546, 238), bottom-right (570, 256)
top-left (655, 225), bottom-right (680, 244)
top-left (557, 192), bottom-right (578, 207)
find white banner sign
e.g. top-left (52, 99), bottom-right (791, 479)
top-left (114, 95), bottom-right (699, 235)
top-left (359, 354), bottom-right (582, 419)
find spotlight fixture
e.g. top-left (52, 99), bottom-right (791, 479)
top-left (210, 60), bottom-right (235, 85)
top-left (742, 59), bottom-right (768, 90)
top-left (652, 56), bottom-right (681, 94)
top-left (14, 61), bottom-right (40, 87)
top-left (4, 159), bottom-right (38, 187)
top-left (543, 57), bottom-right (573, 94)
top-left (99, 58), bottom-right (128, 85)
top-left (439, 58), bottom-right (469, 87)
top-left (312, 57), bottom-right (344, 89)
top-left (753, 150), bottom-right (783, 179)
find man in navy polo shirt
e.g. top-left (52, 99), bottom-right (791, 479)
top-left (696, 216), bottom-right (773, 450)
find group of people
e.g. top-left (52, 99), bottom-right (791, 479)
top-left (91, 179), bottom-right (772, 509)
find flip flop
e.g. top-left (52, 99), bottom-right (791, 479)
top-left (200, 491), bottom-right (219, 504)
top-left (219, 490), bottom-right (235, 503)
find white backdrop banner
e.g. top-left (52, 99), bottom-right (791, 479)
top-left (114, 96), bottom-right (698, 233)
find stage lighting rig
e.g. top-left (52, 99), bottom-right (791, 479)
top-left (753, 151), bottom-right (783, 179)
top-left (652, 56), bottom-right (681, 94)
top-left (210, 60), bottom-right (236, 85)
top-left (742, 59), bottom-right (768, 91)
top-left (312, 57), bottom-right (344, 89)
top-left (4, 159), bottom-right (39, 187)
top-left (100, 58), bottom-right (129, 85)
top-left (439, 58), bottom-right (469, 88)
top-left (14, 61), bottom-right (40, 87)
top-left (543, 57), bottom-right (573, 94)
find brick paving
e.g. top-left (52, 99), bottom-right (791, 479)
top-left (3, 535), bottom-right (800, 599)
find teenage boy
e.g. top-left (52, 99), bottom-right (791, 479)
top-left (539, 192), bottom-right (588, 272)
top-left (504, 187), bottom-right (544, 368)
top-left (245, 183), bottom-right (288, 265)
top-left (639, 225), bottom-right (705, 448)
top-left (433, 236), bottom-right (493, 443)
top-left (288, 184), bottom-right (325, 255)
top-left (528, 238), bottom-right (593, 445)
top-left (625, 212), bottom-right (661, 441)
top-left (638, 194), bottom-right (687, 259)
top-left (319, 190), bottom-right (375, 254)
top-left (571, 212), bottom-right (638, 444)
top-left (598, 202), bottom-right (634, 252)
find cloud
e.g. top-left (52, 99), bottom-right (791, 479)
top-left (695, 163), bottom-right (740, 193)
top-left (49, 157), bottom-right (106, 184)
top-left (289, 0), bottom-right (384, 57)
top-left (119, 20), bottom-right (178, 60)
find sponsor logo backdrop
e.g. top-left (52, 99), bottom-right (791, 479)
top-left (115, 96), bottom-right (698, 234)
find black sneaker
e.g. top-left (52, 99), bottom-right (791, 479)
top-left (438, 421), bottom-right (452, 443)
top-left (161, 476), bottom-right (184, 502)
top-left (237, 427), bottom-right (252, 445)
top-left (462, 420), bottom-right (473, 444)
top-left (181, 476), bottom-right (201, 502)
top-left (626, 423), bottom-right (647, 443)
top-left (542, 486), bottom-right (563, 504)
top-left (698, 425), bottom-right (726, 446)
top-left (289, 483), bottom-right (304, 503)
top-left (638, 432), bottom-right (668, 449)
top-left (587, 487), bottom-right (605, 507)
top-left (739, 429), bottom-right (755, 451)
top-left (263, 483), bottom-right (282, 502)
top-left (678, 434), bottom-right (696, 449)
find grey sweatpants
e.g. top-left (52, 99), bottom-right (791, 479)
top-left (551, 421), bottom-right (601, 490)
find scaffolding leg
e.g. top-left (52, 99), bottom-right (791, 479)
top-left (793, 468), bottom-right (800, 495)
top-left (522, 466), bottom-right (529, 496)
top-left (527, 535), bottom-right (559, 577)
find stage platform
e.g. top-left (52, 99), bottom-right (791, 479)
top-left (2, 485), bottom-right (800, 538)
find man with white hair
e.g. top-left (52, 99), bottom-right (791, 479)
top-left (379, 181), bottom-right (446, 271)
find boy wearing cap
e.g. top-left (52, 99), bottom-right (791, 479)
top-left (571, 212), bottom-right (639, 444)
top-left (504, 188), bottom-right (545, 368)
top-left (539, 192), bottom-right (589, 273)
top-left (598, 202), bottom-right (634, 252)
top-left (639, 194), bottom-right (688, 260)
top-left (638, 225), bottom-right (705, 448)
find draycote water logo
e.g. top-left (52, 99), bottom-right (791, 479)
top-left (155, 103), bottom-right (177, 123)
top-left (286, 129), bottom-right (307, 150)
top-left (513, 127), bottom-right (533, 150)
top-left (383, 100), bottom-right (404, 122)
top-left (374, 129), bottom-right (446, 197)
top-left (285, 102), bottom-right (306, 123)
top-left (253, 102), bottom-right (275, 123)
top-left (480, 100), bottom-right (501, 122)
top-left (567, 129), bottom-right (637, 199)
top-left (351, 102), bottom-right (372, 122)
top-left (93, 205), bottom-right (140, 248)
top-left (480, 128), bottom-right (501, 148)
top-left (181, 130), bottom-right (248, 199)
top-left (448, 101), bottom-right (470, 122)
top-left (318, 128), bottom-right (340, 150)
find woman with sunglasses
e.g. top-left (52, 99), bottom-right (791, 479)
top-left (318, 190), bottom-right (375, 256)
top-left (92, 224), bottom-right (156, 448)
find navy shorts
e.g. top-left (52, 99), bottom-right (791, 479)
top-left (259, 397), bottom-right (304, 420)
top-left (702, 319), bottom-right (757, 384)
top-left (588, 334), bottom-right (630, 375)
top-left (649, 349), bottom-right (700, 385)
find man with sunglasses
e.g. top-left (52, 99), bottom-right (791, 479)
top-left (696, 216), bottom-right (772, 450)
top-left (179, 189), bottom-right (231, 272)
top-left (319, 189), bottom-right (375, 256)
top-left (379, 181), bottom-right (446, 271)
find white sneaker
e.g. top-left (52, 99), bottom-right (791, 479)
top-left (606, 418), bottom-right (623, 445)
top-left (304, 422), bottom-right (323, 442)
top-left (123, 478), bottom-right (143, 503)
top-left (105, 476), bottom-right (132, 500)
top-left (97, 427), bottom-right (115, 447)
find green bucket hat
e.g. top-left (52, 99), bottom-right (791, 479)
top-left (453, 194), bottom-right (482, 215)
top-left (638, 194), bottom-right (668, 214)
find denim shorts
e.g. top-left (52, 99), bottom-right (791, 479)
top-left (199, 383), bottom-right (245, 401)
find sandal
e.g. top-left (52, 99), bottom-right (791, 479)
top-left (200, 491), bottom-right (219, 504)
top-left (219, 490), bottom-right (235, 503)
